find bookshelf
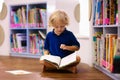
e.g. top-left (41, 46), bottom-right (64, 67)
top-left (9, 3), bottom-right (47, 58)
top-left (92, 0), bottom-right (120, 79)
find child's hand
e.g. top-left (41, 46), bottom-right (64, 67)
top-left (60, 44), bottom-right (67, 50)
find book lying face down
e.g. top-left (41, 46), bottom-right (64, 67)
top-left (40, 52), bottom-right (77, 69)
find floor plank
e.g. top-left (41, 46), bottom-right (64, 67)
top-left (0, 56), bottom-right (112, 80)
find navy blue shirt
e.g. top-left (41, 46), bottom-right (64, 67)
top-left (44, 29), bottom-right (80, 58)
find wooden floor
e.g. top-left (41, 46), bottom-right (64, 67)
top-left (0, 56), bottom-right (112, 80)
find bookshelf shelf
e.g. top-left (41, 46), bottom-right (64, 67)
top-left (93, 25), bottom-right (119, 27)
top-left (92, 0), bottom-right (120, 79)
top-left (9, 3), bottom-right (47, 58)
top-left (94, 64), bottom-right (120, 80)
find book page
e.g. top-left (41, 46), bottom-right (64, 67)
top-left (40, 55), bottom-right (61, 66)
top-left (5, 70), bottom-right (32, 75)
top-left (59, 52), bottom-right (76, 68)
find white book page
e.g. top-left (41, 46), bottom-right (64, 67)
top-left (40, 55), bottom-right (61, 65)
top-left (59, 53), bottom-right (76, 68)
top-left (5, 70), bottom-right (32, 75)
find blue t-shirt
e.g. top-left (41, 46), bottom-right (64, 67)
top-left (44, 29), bottom-right (80, 58)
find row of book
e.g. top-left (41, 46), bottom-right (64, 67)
top-left (11, 33), bottom-right (27, 53)
top-left (10, 6), bottom-right (47, 28)
top-left (93, 32), bottom-right (119, 72)
top-left (28, 8), bottom-right (47, 28)
top-left (10, 7), bottom-right (26, 28)
top-left (29, 33), bottom-right (44, 54)
top-left (93, 0), bottom-right (120, 25)
top-left (11, 30), bottom-right (45, 54)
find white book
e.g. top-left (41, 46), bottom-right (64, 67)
top-left (39, 9), bottom-right (47, 27)
top-left (40, 53), bottom-right (76, 69)
top-left (38, 30), bottom-right (46, 40)
top-left (5, 70), bottom-right (32, 75)
top-left (16, 33), bottom-right (26, 49)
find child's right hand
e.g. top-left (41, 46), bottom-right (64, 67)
top-left (60, 44), bottom-right (66, 50)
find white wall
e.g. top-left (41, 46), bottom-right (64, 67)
top-left (56, 0), bottom-right (79, 34)
top-left (0, 0), bottom-right (93, 66)
top-left (77, 38), bottom-right (93, 66)
top-left (0, 0), bottom-right (9, 56)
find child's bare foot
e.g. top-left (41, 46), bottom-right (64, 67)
top-left (40, 60), bottom-right (44, 64)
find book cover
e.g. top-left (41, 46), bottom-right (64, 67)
top-left (105, 34), bottom-right (117, 70)
top-left (115, 38), bottom-right (120, 56)
top-left (38, 30), bottom-right (46, 40)
top-left (103, 0), bottom-right (108, 25)
top-left (109, 0), bottom-right (116, 25)
top-left (39, 9), bottom-right (47, 28)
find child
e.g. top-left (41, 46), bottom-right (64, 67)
top-left (40, 10), bottom-right (80, 73)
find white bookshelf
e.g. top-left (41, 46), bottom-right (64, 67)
top-left (92, 0), bottom-right (120, 79)
top-left (9, 2), bottom-right (47, 58)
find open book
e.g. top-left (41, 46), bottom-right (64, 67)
top-left (40, 53), bottom-right (76, 69)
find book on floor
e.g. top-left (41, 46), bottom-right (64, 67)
top-left (40, 52), bottom-right (77, 69)
top-left (5, 70), bottom-right (32, 75)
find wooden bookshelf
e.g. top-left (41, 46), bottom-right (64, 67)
top-left (92, 0), bottom-right (120, 79)
top-left (9, 3), bottom-right (47, 58)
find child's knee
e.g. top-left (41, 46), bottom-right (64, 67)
top-left (76, 56), bottom-right (81, 63)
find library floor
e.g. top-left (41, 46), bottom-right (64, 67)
top-left (0, 56), bottom-right (112, 80)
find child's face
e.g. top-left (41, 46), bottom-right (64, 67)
top-left (54, 25), bottom-right (66, 35)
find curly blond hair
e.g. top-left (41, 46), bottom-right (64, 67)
top-left (48, 10), bottom-right (69, 27)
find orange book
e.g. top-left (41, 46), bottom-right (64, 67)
top-left (109, 34), bottom-right (117, 71)
top-left (109, 0), bottom-right (116, 25)
top-left (106, 34), bottom-right (117, 71)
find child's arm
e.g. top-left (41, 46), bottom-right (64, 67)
top-left (60, 44), bottom-right (80, 51)
top-left (39, 49), bottom-right (49, 64)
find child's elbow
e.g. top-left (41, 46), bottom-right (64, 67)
top-left (76, 46), bottom-right (80, 51)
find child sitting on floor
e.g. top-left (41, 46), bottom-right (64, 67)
top-left (40, 10), bottom-right (81, 73)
